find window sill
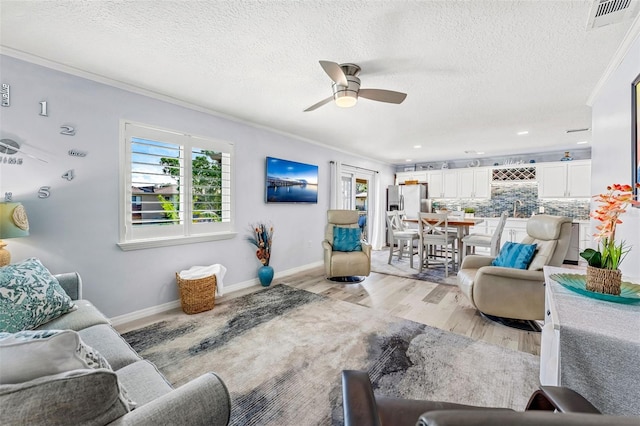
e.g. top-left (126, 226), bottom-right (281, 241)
top-left (117, 232), bottom-right (237, 251)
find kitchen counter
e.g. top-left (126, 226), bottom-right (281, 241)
top-left (474, 216), bottom-right (588, 223)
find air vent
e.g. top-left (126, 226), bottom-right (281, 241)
top-left (587, 0), bottom-right (639, 30)
top-left (492, 167), bottom-right (537, 182)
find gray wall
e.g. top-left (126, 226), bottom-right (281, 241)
top-left (591, 33), bottom-right (640, 280)
top-left (0, 55), bottom-right (394, 317)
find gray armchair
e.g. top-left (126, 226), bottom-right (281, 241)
top-left (322, 210), bottom-right (371, 282)
top-left (457, 214), bottom-right (573, 322)
top-left (342, 370), bottom-right (637, 426)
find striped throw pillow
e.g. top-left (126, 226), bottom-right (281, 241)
top-left (492, 242), bottom-right (537, 269)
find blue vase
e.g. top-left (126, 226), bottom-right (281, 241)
top-left (258, 265), bottom-right (274, 287)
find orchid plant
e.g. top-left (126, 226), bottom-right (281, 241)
top-left (246, 222), bottom-right (273, 266)
top-left (580, 183), bottom-right (640, 270)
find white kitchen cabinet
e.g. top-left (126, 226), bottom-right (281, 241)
top-left (458, 168), bottom-right (490, 199)
top-left (396, 170), bottom-right (428, 184)
top-left (499, 219), bottom-right (528, 246)
top-left (538, 160), bottom-right (591, 198)
top-left (442, 170), bottom-right (458, 198)
top-left (483, 218), bottom-right (498, 235)
top-left (427, 171), bottom-right (443, 198)
top-left (566, 162), bottom-right (591, 197)
top-left (472, 217), bottom-right (527, 253)
top-left (427, 170), bottom-right (458, 198)
top-left (538, 163), bottom-right (566, 198)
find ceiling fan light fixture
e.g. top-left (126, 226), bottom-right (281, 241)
top-left (334, 92), bottom-right (358, 108)
top-left (304, 60), bottom-right (406, 112)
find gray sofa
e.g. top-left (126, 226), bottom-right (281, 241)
top-left (0, 272), bottom-right (231, 425)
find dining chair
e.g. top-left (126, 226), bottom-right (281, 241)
top-left (386, 210), bottom-right (420, 268)
top-left (461, 210), bottom-right (508, 261)
top-left (418, 212), bottom-right (457, 276)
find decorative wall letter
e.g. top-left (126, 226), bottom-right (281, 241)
top-left (60, 125), bottom-right (76, 136)
top-left (38, 186), bottom-right (51, 199)
top-left (1, 84), bottom-right (9, 107)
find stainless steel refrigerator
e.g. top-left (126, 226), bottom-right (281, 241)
top-left (386, 184), bottom-right (430, 219)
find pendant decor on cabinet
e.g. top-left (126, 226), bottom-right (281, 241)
top-left (560, 151), bottom-right (573, 161)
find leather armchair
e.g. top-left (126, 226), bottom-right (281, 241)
top-left (322, 210), bottom-right (371, 279)
top-left (457, 215), bottom-right (573, 321)
top-left (342, 370), bottom-right (638, 426)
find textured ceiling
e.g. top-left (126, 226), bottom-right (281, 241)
top-left (0, 1), bottom-right (635, 165)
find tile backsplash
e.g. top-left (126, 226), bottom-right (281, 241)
top-left (432, 182), bottom-right (590, 220)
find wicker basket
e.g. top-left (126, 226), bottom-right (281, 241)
top-left (175, 273), bottom-right (216, 314)
top-left (586, 265), bottom-right (622, 295)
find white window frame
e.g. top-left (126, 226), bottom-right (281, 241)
top-left (117, 120), bottom-right (235, 251)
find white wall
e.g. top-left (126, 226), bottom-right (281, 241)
top-left (591, 32), bottom-right (640, 280)
top-left (0, 55), bottom-right (395, 317)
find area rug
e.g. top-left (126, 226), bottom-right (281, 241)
top-left (122, 285), bottom-right (539, 425)
top-left (371, 249), bottom-right (459, 285)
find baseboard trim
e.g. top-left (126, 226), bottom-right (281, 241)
top-left (109, 260), bottom-right (324, 327)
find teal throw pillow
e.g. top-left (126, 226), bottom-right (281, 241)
top-left (492, 242), bottom-right (537, 269)
top-left (333, 226), bottom-right (362, 252)
top-left (0, 258), bottom-right (76, 332)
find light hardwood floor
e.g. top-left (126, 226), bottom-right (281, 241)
top-left (279, 264), bottom-right (541, 356)
top-left (118, 254), bottom-right (541, 356)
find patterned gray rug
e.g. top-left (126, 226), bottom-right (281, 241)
top-left (371, 249), bottom-right (459, 285)
top-left (122, 285), bottom-right (539, 425)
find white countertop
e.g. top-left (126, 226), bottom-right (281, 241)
top-left (475, 216), bottom-right (588, 223)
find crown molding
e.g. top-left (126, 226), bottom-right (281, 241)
top-left (587, 14), bottom-right (640, 106)
top-left (0, 46), bottom-right (393, 169)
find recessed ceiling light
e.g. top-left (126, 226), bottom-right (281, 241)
top-left (413, 145), bottom-right (422, 149)
top-left (405, 159), bottom-right (412, 162)
top-left (576, 141), bottom-right (588, 145)
top-left (517, 131), bottom-right (529, 135)
top-left (476, 151), bottom-right (485, 155)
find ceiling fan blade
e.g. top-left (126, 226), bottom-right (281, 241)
top-left (319, 60), bottom-right (348, 87)
top-left (358, 88), bottom-right (407, 104)
top-left (304, 96), bottom-right (334, 112)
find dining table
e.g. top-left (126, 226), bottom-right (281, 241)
top-left (403, 216), bottom-right (484, 266)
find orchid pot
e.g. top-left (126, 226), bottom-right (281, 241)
top-left (580, 183), bottom-right (639, 295)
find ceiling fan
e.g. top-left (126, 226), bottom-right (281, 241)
top-left (304, 60), bottom-right (407, 112)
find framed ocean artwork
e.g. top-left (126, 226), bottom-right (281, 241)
top-left (265, 157), bottom-right (318, 203)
